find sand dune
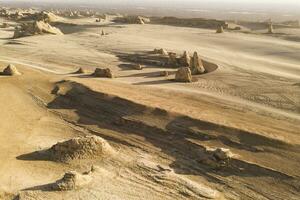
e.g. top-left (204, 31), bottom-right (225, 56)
top-left (0, 7), bottom-right (300, 200)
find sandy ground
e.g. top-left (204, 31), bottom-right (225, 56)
top-left (0, 16), bottom-right (300, 200)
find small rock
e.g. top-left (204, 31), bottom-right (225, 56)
top-left (212, 148), bottom-right (233, 161)
top-left (159, 71), bottom-right (169, 77)
top-left (54, 171), bottom-right (93, 191)
top-left (133, 64), bottom-right (143, 70)
top-left (93, 68), bottom-right (114, 78)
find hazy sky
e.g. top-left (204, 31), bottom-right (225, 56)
top-left (4, 0), bottom-right (300, 4)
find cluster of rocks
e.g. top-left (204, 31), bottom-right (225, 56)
top-left (93, 68), bottom-right (114, 78)
top-left (13, 20), bottom-right (63, 38)
top-left (1, 64), bottom-right (21, 76)
top-left (114, 16), bottom-right (150, 24)
top-left (167, 51), bottom-right (205, 74)
top-left (49, 135), bottom-right (115, 162)
top-left (152, 49), bottom-right (208, 82)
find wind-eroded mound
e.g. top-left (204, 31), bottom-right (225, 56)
top-left (53, 171), bottom-right (93, 191)
top-left (1, 64), bottom-right (21, 76)
top-left (13, 20), bottom-right (63, 38)
top-left (49, 136), bottom-right (115, 162)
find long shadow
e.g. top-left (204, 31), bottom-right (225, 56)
top-left (19, 81), bottom-right (300, 197)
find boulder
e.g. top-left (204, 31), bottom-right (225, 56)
top-left (2, 64), bottom-right (21, 76)
top-left (190, 52), bottom-right (205, 74)
top-left (175, 67), bottom-right (192, 82)
top-left (212, 148), bottom-right (233, 161)
top-left (53, 171), bottom-right (93, 191)
top-left (93, 68), bottom-right (114, 78)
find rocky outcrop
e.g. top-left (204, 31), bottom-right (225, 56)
top-left (13, 20), bottom-right (63, 38)
top-left (268, 23), bottom-right (274, 34)
top-left (175, 67), bottom-right (192, 82)
top-left (216, 25), bottom-right (224, 33)
top-left (190, 52), bottom-right (205, 74)
top-left (49, 136), bottom-right (115, 162)
top-left (2, 64), bottom-right (21, 76)
top-left (180, 51), bottom-right (191, 67)
top-left (93, 68), bottom-right (114, 78)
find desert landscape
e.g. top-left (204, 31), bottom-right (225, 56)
top-left (0, 1), bottom-right (300, 200)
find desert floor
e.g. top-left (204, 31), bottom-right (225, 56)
top-left (0, 17), bottom-right (300, 200)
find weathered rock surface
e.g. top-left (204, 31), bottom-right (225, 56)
top-left (190, 52), bottom-right (205, 74)
top-left (13, 20), bottom-right (63, 38)
top-left (2, 64), bottom-right (21, 76)
top-left (175, 67), bottom-right (192, 82)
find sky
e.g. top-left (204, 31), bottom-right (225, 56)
top-left (3, 0), bottom-right (300, 4)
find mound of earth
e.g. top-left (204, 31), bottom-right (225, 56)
top-left (48, 135), bottom-right (115, 162)
top-left (13, 20), bottom-right (63, 38)
top-left (93, 68), bottom-right (114, 78)
top-left (53, 171), bottom-right (93, 191)
top-left (1, 64), bottom-right (21, 76)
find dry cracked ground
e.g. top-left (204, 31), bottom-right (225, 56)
top-left (0, 12), bottom-right (300, 200)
